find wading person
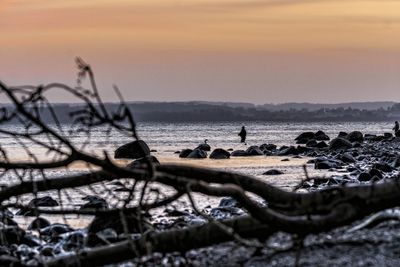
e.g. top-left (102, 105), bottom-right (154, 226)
top-left (238, 126), bottom-right (247, 144)
top-left (394, 121), bottom-right (400, 136)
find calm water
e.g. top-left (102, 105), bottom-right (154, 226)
top-left (1, 121), bottom-right (394, 160)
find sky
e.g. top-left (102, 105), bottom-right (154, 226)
top-left (1, 0), bottom-right (400, 104)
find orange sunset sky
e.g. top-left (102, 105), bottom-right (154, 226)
top-left (1, 0), bottom-right (400, 103)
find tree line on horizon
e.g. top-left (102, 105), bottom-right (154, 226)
top-left (2, 101), bottom-right (400, 123)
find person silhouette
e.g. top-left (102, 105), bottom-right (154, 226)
top-left (238, 126), bottom-right (247, 144)
top-left (393, 121), bottom-right (399, 136)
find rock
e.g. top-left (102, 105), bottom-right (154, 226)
top-left (341, 153), bottom-right (356, 163)
top-left (296, 138), bottom-right (309, 144)
top-left (230, 150), bottom-right (248, 157)
top-left (17, 196), bottom-right (59, 216)
top-left (196, 140), bottom-right (211, 151)
top-left (22, 233), bottom-right (43, 247)
top-left (174, 151), bottom-right (180, 154)
top-left (0, 210), bottom-right (17, 226)
top-left (295, 132), bottom-right (315, 141)
top-left (80, 196), bottom-right (108, 210)
top-left (29, 196), bottom-right (59, 207)
top-left (187, 149), bottom-right (207, 159)
top-left (277, 146), bottom-right (299, 156)
top-left (0, 225), bottom-right (25, 246)
top-left (364, 134), bottom-right (377, 141)
top-left (179, 149), bottom-right (193, 158)
top-left (315, 130), bottom-right (330, 141)
top-left (245, 146), bottom-right (263, 156)
top-left (259, 144), bottom-right (277, 151)
top-left (295, 146), bottom-right (312, 154)
top-left (40, 224), bottom-right (74, 238)
top-left (127, 156), bottom-right (160, 168)
top-left (209, 148), bottom-right (230, 159)
top-left (227, 148), bottom-right (234, 151)
top-left (384, 132), bottom-right (393, 139)
top-left (263, 169), bottom-right (284, 175)
top-left (88, 212), bottom-right (152, 234)
top-left (316, 141), bottom-right (328, 149)
top-left (346, 131), bottom-right (364, 143)
top-left (338, 132), bottom-right (348, 138)
top-left (369, 168), bottom-right (383, 179)
top-left (315, 161), bottom-right (335, 169)
top-left (306, 139), bottom-right (318, 147)
top-left (40, 246), bottom-right (54, 257)
top-left (358, 172), bottom-right (371, 182)
top-left (60, 230), bottom-right (86, 252)
top-left (314, 157), bottom-right (341, 169)
top-left (164, 207), bottom-right (190, 217)
top-left (218, 197), bottom-right (240, 208)
top-left (372, 163), bottom-right (392, 173)
top-left (28, 217), bottom-right (50, 231)
top-left (114, 140), bottom-right (150, 159)
top-left (209, 207), bottom-right (243, 220)
top-left (329, 138), bottom-right (352, 150)
top-left (281, 158), bottom-right (290, 162)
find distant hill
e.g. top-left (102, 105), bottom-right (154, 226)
top-left (259, 102), bottom-right (396, 111)
top-left (1, 101), bottom-right (399, 123)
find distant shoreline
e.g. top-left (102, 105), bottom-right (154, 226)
top-left (2, 101), bottom-right (400, 123)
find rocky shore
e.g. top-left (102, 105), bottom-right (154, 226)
top-left (2, 130), bottom-right (400, 266)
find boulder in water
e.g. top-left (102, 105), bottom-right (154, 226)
top-left (209, 148), bottom-right (230, 159)
top-left (316, 141), bottom-right (328, 149)
top-left (114, 140), bottom-right (150, 159)
top-left (259, 144), bottom-right (277, 151)
top-left (245, 146), bottom-right (263, 156)
top-left (295, 132), bottom-right (315, 141)
top-left (196, 139), bottom-right (211, 151)
top-left (315, 130), bottom-right (330, 141)
top-left (306, 139), bottom-right (318, 147)
top-left (179, 149), bottom-right (193, 158)
top-left (187, 149), bottom-right (207, 159)
top-left (230, 150), bottom-right (247, 157)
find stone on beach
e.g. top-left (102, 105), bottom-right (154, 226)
top-left (179, 149), bottom-right (193, 158)
top-left (230, 150), bottom-right (248, 157)
top-left (329, 137), bottom-right (353, 150)
top-left (209, 148), bottom-right (230, 159)
top-left (245, 146), bottom-right (264, 156)
top-left (346, 131), bottom-right (364, 143)
top-left (263, 169), bottom-right (284, 175)
top-left (114, 140), bottom-right (151, 159)
top-left (187, 149), bottom-right (207, 159)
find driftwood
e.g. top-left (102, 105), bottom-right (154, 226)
top-left (0, 59), bottom-right (399, 266)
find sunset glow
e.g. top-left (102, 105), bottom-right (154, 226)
top-left (1, 0), bottom-right (400, 103)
